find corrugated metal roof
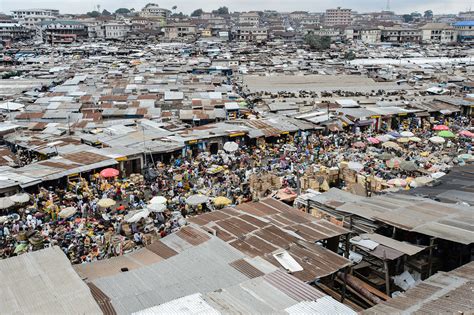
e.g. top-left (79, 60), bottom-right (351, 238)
top-left (0, 247), bottom-right (102, 314)
top-left (285, 297), bottom-right (357, 315)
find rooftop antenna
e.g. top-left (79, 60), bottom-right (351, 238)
top-left (386, 0), bottom-right (390, 11)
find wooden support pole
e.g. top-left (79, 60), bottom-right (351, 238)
top-left (384, 259), bottom-right (390, 297)
top-left (428, 237), bottom-right (435, 277)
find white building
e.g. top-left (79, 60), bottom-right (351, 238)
top-left (233, 26), bottom-right (268, 42)
top-left (239, 12), bottom-right (260, 26)
top-left (420, 23), bottom-right (457, 44)
top-left (324, 7), bottom-right (352, 26)
top-left (360, 28), bottom-right (381, 44)
top-left (11, 9), bottom-right (59, 28)
top-left (103, 22), bottom-right (131, 39)
top-left (454, 21), bottom-right (474, 42)
top-left (139, 3), bottom-right (170, 19)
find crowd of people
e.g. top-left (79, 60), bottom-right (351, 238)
top-left (0, 115), bottom-right (472, 263)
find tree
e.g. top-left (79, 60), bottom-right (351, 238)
top-left (172, 5), bottom-right (178, 10)
top-left (344, 50), bottom-right (356, 60)
top-left (212, 6), bottom-right (229, 15)
top-left (86, 11), bottom-right (101, 18)
top-left (191, 8), bottom-right (203, 17)
top-left (304, 34), bottom-right (331, 51)
top-left (115, 8), bottom-right (130, 15)
top-left (102, 9), bottom-right (111, 16)
top-left (424, 10), bottom-right (433, 20)
top-left (402, 14), bottom-right (413, 23)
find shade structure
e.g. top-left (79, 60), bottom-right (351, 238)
top-left (412, 176), bottom-right (434, 187)
top-left (223, 141), bottom-right (239, 153)
top-left (0, 101), bottom-right (24, 111)
top-left (459, 130), bottom-right (474, 138)
top-left (207, 165), bottom-right (225, 174)
top-left (149, 196), bottom-right (167, 204)
top-left (386, 158), bottom-right (401, 168)
top-left (353, 141), bottom-right (366, 148)
top-left (400, 131), bottom-right (414, 137)
top-left (429, 136), bottom-right (445, 144)
top-left (433, 125), bottom-right (449, 131)
top-left (409, 136), bottom-right (422, 142)
top-left (438, 130), bottom-right (455, 138)
top-left (458, 153), bottom-right (473, 160)
top-left (148, 203), bottom-right (166, 212)
top-left (0, 197), bottom-right (14, 209)
top-left (367, 137), bottom-right (380, 144)
top-left (387, 131), bottom-right (401, 138)
top-left (213, 196), bottom-right (232, 206)
top-left (186, 194), bottom-right (209, 206)
top-left (100, 168), bottom-right (119, 178)
top-left (10, 193), bottom-right (30, 204)
top-left (400, 160), bottom-right (418, 171)
top-left (59, 207), bottom-right (77, 219)
top-left (97, 198), bottom-right (116, 208)
top-left (382, 141), bottom-right (401, 150)
top-left (397, 137), bottom-right (410, 143)
top-left (126, 209), bottom-right (150, 223)
top-left (387, 178), bottom-right (407, 187)
top-left (375, 135), bottom-right (391, 142)
top-left (378, 152), bottom-right (394, 160)
top-left (348, 161), bottom-right (364, 171)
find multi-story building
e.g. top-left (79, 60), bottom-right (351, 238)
top-left (11, 9), bottom-right (59, 28)
top-left (0, 22), bottom-right (32, 44)
top-left (239, 12), bottom-right (260, 26)
top-left (38, 20), bottom-right (87, 44)
top-left (324, 7), bottom-right (352, 26)
top-left (103, 22), bottom-right (132, 40)
top-left (380, 27), bottom-right (421, 43)
top-left (232, 26), bottom-right (268, 42)
top-left (458, 10), bottom-right (474, 20)
top-left (305, 28), bottom-right (341, 42)
top-left (420, 23), bottom-right (457, 44)
top-left (454, 21), bottom-right (474, 42)
top-left (163, 23), bottom-right (197, 40)
top-left (360, 28), bottom-right (381, 44)
top-left (139, 3), bottom-right (170, 19)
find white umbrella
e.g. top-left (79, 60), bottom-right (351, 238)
top-left (0, 197), bottom-right (15, 209)
top-left (429, 136), bottom-right (445, 144)
top-left (126, 209), bottom-right (150, 223)
top-left (376, 135), bottom-right (391, 142)
top-left (10, 193), bottom-right (30, 204)
top-left (431, 172), bottom-right (446, 179)
top-left (149, 196), bottom-right (167, 204)
top-left (186, 194), bottom-right (209, 206)
top-left (348, 161), bottom-right (364, 172)
top-left (59, 207), bottom-right (77, 219)
top-left (148, 203), bottom-right (166, 212)
top-left (223, 141), bottom-right (239, 153)
top-left (0, 216), bottom-right (8, 223)
top-left (400, 131), bottom-right (414, 137)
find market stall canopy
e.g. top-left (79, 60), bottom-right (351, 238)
top-left (9, 193), bottom-right (30, 203)
top-left (98, 198), bottom-right (116, 208)
top-left (0, 197), bottom-right (14, 209)
top-left (149, 196), bottom-right (167, 204)
top-left (186, 194), bottom-right (209, 206)
top-left (126, 209), bottom-right (150, 223)
top-left (59, 207), bottom-right (77, 219)
top-left (100, 168), bottom-right (119, 178)
top-left (148, 203), bottom-right (166, 212)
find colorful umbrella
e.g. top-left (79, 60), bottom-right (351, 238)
top-left (433, 125), bottom-right (449, 131)
top-left (388, 131), bottom-right (401, 138)
top-left (409, 136), bottom-right (422, 142)
top-left (386, 158), bottom-right (401, 168)
top-left (429, 136), bottom-right (445, 144)
top-left (400, 131), bottom-right (414, 137)
top-left (353, 141), bottom-right (366, 148)
top-left (98, 198), bottom-right (116, 208)
top-left (400, 161), bottom-right (418, 171)
top-left (387, 178), bottom-right (407, 187)
top-left (213, 196), bottom-right (232, 207)
top-left (458, 153), bottom-right (473, 160)
top-left (438, 130), bottom-right (455, 138)
top-left (367, 137), bottom-right (380, 144)
top-left (382, 141), bottom-right (401, 150)
top-left (459, 130), bottom-right (474, 138)
top-left (397, 137), bottom-right (410, 143)
top-left (378, 152), bottom-right (394, 160)
top-left (100, 168), bottom-right (119, 178)
top-left (376, 135), bottom-right (391, 142)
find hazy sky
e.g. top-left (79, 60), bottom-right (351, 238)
top-left (1, 0), bottom-right (471, 15)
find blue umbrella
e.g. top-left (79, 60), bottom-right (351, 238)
top-left (388, 131), bottom-right (401, 138)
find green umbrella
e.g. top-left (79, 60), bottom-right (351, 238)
top-left (438, 130), bottom-right (455, 138)
top-left (458, 153), bottom-right (473, 160)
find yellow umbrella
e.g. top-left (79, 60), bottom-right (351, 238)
top-left (420, 151), bottom-right (430, 157)
top-left (213, 196), bottom-right (232, 206)
top-left (397, 137), bottom-right (410, 143)
top-left (98, 198), bottom-right (116, 208)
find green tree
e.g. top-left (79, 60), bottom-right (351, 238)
top-left (191, 8), bottom-right (203, 17)
top-left (402, 14), bottom-right (413, 23)
top-left (424, 10), bottom-right (433, 19)
top-left (344, 50), bottom-right (356, 60)
top-left (304, 34), bottom-right (331, 51)
top-left (102, 9), bottom-right (111, 16)
top-left (115, 8), bottom-right (131, 14)
top-left (86, 11), bottom-right (101, 17)
top-left (212, 6), bottom-right (229, 15)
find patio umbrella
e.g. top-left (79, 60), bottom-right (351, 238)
top-left (353, 141), bottom-right (366, 148)
top-left (458, 153), bottom-right (473, 161)
top-left (0, 197), bottom-right (14, 209)
top-left (382, 141), bottom-right (401, 150)
top-left (459, 130), bottom-right (474, 138)
top-left (213, 196), bottom-right (232, 207)
top-left (207, 165), bottom-right (225, 174)
top-left (126, 209), bottom-right (150, 223)
top-left (376, 135), bottom-right (390, 142)
top-left (59, 207), bottom-right (77, 219)
top-left (397, 137), bottom-right (410, 143)
top-left (100, 168), bottom-right (119, 178)
top-left (409, 136), bottom-right (421, 142)
top-left (386, 158), bottom-right (401, 168)
top-left (10, 193), bottom-right (30, 204)
top-left (348, 161), bottom-right (364, 171)
top-left (438, 130), bottom-right (455, 138)
top-left (433, 125), bottom-right (449, 131)
top-left (149, 196), bottom-right (167, 204)
top-left (387, 178), bottom-right (407, 187)
top-left (388, 131), bottom-right (401, 138)
top-left (186, 194), bottom-right (209, 206)
top-left (223, 141), bottom-right (239, 153)
top-left (400, 161), bottom-right (418, 171)
top-left (98, 198), bottom-right (116, 208)
top-left (148, 203), bottom-right (166, 212)
top-left (378, 152), bottom-right (394, 160)
top-left (413, 176), bottom-right (434, 186)
top-left (400, 131), bottom-right (414, 137)
top-left (367, 137), bottom-right (380, 144)
top-left (429, 136), bottom-right (445, 144)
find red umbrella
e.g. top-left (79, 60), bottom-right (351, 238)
top-left (100, 168), bottom-right (119, 178)
top-left (459, 130), bottom-right (474, 138)
top-left (353, 141), bottom-right (366, 148)
top-left (432, 125), bottom-right (449, 131)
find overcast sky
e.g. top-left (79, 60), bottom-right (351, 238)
top-left (1, 0), bottom-right (471, 15)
